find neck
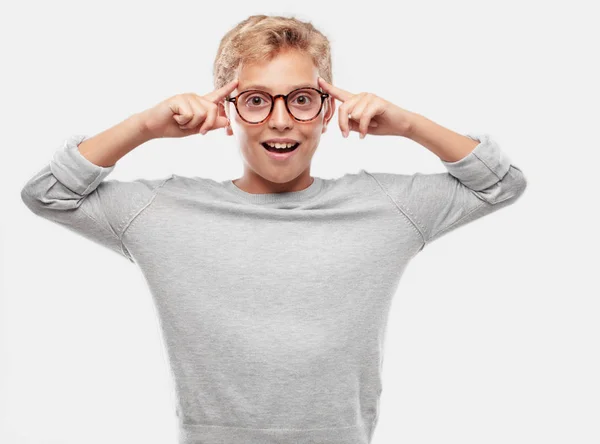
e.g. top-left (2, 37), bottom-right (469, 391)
top-left (232, 170), bottom-right (314, 194)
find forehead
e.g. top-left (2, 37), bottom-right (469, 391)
top-left (235, 50), bottom-right (319, 94)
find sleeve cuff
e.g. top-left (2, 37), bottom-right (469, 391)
top-left (50, 134), bottom-right (115, 196)
top-left (440, 133), bottom-right (512, 191)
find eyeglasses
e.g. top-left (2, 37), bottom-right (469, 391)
top-left (225, 87), bottom-right (329, 124)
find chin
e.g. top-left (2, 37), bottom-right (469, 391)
top-left (260, 169), bottom-right (302, 183)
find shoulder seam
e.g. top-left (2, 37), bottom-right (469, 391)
top-left (119, 174), bottom-right (175, 243)
top-left (363, 171), bottom-right (427, 248)
top-left (78, 204), bottom-right (134, 262)
top-left (428, 199), bottom-right (486, 244)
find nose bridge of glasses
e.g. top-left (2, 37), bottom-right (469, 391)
top-left (271, 94), bottom-right (292, 118)
top-left (273, 93), bottom-right (289, 106)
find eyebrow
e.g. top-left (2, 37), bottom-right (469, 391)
top-left (240, 83), bottom-right (316, 92)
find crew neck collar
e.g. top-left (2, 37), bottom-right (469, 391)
top-left (222, 176), bottom-right (324, 204)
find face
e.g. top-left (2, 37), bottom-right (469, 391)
top-left (219, 49), bottom-right (336, 187)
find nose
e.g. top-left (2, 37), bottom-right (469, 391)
top-left (268, 96), bottom-right (293, 130)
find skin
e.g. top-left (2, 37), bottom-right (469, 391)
top-left (216, 49), bottom-right (336, 194)
top-left (213, 48), bottom-right (478, 195)
top-left (75, 48), bottom-right (476, 190)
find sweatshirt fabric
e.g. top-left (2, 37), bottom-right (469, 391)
top-left (21, 133), bottom-right (527, 444)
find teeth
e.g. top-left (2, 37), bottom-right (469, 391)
top-left (265, 142), bottom-right (297, 149)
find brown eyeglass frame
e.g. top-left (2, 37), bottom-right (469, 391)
top-left (225, 87), bottom-right (330, 124)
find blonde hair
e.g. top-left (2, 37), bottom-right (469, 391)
top-left (213, 14), bottom-right (333, 91)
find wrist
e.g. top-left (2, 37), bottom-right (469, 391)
top-left (403, 111), bottom-right (426, 139)
top-left (131, 110), bottom-right (155, 142)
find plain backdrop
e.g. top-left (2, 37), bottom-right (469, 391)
top-left (2, 1), bottom-right (599, 443)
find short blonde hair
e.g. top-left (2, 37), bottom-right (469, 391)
top-left (213, 14), bottom-right (333, 91)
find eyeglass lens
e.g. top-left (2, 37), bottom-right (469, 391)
top-left (237, 89), bottom-right (322, 123)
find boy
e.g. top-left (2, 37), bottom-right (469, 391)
top-left (21, 14), bottom-right (527, 444)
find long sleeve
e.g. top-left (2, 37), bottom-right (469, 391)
top-left (366, 133), bottom-right (528, 250)
top-left (20, 134), bottom-right (172, 263)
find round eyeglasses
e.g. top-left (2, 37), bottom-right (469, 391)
top-left (225, 87), bottom-right (330, 124)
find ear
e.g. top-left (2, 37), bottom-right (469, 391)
top-left (218, 101), bottom-right (234, 136)
top-left (321, 97), bottom-right (336, 135)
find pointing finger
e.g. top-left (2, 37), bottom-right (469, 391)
top-left (204, 78), bottom-right (239, 103)
top-left (318, 77), bottom-right (354, 103)
top-left (338, 95), bottom-right (362, 137)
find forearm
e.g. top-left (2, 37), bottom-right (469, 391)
top-left (77, 112), bottom-right (153, 167)
top-left (405, 112), bottom-right (479, 162)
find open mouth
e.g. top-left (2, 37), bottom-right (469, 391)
top-left (261, 142), bottom-right (300, 153)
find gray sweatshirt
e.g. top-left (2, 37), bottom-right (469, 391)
top-left (21, 133), bottom-right (527, 444)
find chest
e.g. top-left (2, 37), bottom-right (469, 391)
top-left (124, 196), bottom-right (422, 369)
top-left (126, 196), bottom-right (421, 330)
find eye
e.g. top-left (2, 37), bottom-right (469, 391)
top-left (289, 90), bottom-right (316, 106)
top-left (293, 94), bottom-right (311, 105)
top-left (244, 94), bottom-right (270, 107)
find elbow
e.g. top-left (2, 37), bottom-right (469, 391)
top-left (509, 164), bottom-right (528, 201)
top-left (498, 164), bottom-right (528, 205)
top-left (476, 164), bottom-right (528, 205)
top-left (21, 183), bottom-right (47, 214)
top-left (20, 185), bottom-right (40, 214)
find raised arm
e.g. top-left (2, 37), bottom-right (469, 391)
top-left (20, 114), bottom-right (168, 263)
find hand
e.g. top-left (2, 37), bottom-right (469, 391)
top-left (139, 78), bottom-right (238, 139)
top-left (317, 77), bottom-right (413, 139)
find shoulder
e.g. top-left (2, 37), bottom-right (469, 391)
top-left (97, 174), bottom-right (175, 204)
top-left (322, 169), bottom-right (406, 204)
top-left (92, 175), bottom-right (175, 232)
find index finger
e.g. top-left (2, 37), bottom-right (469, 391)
top-left (318, 77), bottom-right (353, 102)
top-left (204, 78), bottom-right (239, 103)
